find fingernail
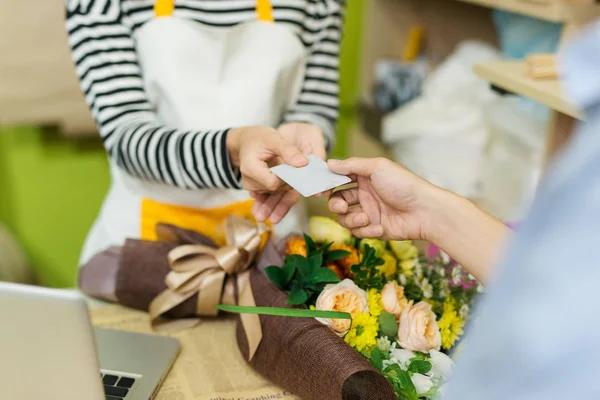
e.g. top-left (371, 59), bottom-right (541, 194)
top-left (354, 215), bottom-right (366, 225)
top-left (328, 159), bottom-right (341, 165)
top-left (335, 204), bottom-right (345, 213)
top-left (293, 155), bottom-right (307, 165)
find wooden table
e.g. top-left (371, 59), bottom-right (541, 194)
top-left (90, 304), bottom-right (298, 400)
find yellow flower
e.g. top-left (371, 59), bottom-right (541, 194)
top-left (344, 312), bottom-right (379, 352)
top-left (438, 300), bottom-right (465, 350)
top-left (400, 259), bottom-right (416, 276)
top-left (389, 241), bottom-right (418, 260)
top-left (367, 288), bottom-right (383, 317)
top-left (377, 251), bottom-right (398, 279)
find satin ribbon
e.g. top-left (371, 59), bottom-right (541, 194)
top-left (149, 216), bottom-right (267, 360)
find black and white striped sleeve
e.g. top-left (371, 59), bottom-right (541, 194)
top-left (65, 0), bottom-right (241, 190)
top-left (282, 1), bottom-right (343, 150)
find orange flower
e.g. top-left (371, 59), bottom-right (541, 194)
top-left (330, 243), bottom-right (362, 276)
top-left (326, 262), bottom-right (346, 280)
top-left (286, 236), bottom-right (307, 257)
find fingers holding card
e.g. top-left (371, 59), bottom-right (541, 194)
top-left (269, 155), bottom-right (351, 198)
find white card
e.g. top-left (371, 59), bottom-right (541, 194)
top-left (270, 154), bottom-right (351, 197)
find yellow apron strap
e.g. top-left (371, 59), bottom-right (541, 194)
top-left (155, 0), bottom-right (174, 17)
top-left (256, 0), bottom-right (274, 22)
top-left (155, 0), bottom-right (272, 21)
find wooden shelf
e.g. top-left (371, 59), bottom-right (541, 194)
top-left (456, 0), bottom-right (600, 22)
top-left (474, 60), bottom-right (583, 119)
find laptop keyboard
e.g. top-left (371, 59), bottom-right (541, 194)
top-left (101, 372), bottom-right (136, 400)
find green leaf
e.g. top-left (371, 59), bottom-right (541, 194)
top-left (308, 252), bottom-right (324, 272)
top-left (304, 233), bottom-right (317, 254)
top-left (396, 369), bottom-right (417, 399)
top-left (289, 254), bottom-right (311, 279)
top-left (325, 249), bottom-right (352, 262)
top-left (281, 257), bottom-right (296, 285)
top-left (408, 360), bottom-right (432, 375)
top-left (265, 266), bottom-right (286, 289)
top-left (379, 311), bottom-right (399, 337)
top-left (384, 365), bottom-right (417, 400)
top-left (311, 268), bottom-right (341, 284)
top-left (288, 284), bottom-right (309, 305)
top-left (215, 305), bottom-right (351, 319)
top-left (369, 347), bottom-right (386, 371)
top-left (305, 282), bottom-right (326, 292)
top-left (321, 242), bottom-right (333, 253)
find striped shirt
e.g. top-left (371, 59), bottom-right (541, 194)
top-left (65, 0), bottom-right (343, 190)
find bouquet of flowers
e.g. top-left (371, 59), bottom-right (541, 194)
top-left (260, 216), bottom-right (481, 399)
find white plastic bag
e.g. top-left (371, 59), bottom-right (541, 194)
top-left (480, 96), bottom-right (548, 222)
top-left (382, 41), bottom-right (500, 198)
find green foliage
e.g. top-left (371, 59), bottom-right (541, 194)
top-left (383, 364), bottom-right (418, 400)
top-left (408, 360), bottom-right (432, 375)
top-left (378, 311), bottom-right (399, 338)
top-left (367, 347), bottom-right (387, 371)
top-left (266, 235), bottom-right (349, 306)
top-left (350, 245), bottom-right (385, 290)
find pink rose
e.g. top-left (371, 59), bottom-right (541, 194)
top-left (381, 281), bottom-right (409, 320)
top-left (398, 301), bottom-right (441, 352)
top-left (315, 279), bottom-right (368, 336)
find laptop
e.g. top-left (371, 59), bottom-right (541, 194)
top-left (0, 281), bottom-right (180, 400)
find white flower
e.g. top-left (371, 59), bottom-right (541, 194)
top-left (459, 304), bottom-right (470, 319)
top-left (419, 278), bottom-right (433, 299)
top-left (411, 374), bottom-right (434, 395)
top-left (439, 280), bottom-right (450, 298)
top-left (476, 283), bottom-right (484, 293)
top-left (467, 273), bottom-right (476, 281)
top-left (388, 343), bottom-right (415, 370)
top-left (429, 350), bottom-right (455, 381)
top-left (440, 251), bottom-right (450, 264)
top-left (414, 262), bottom-right (423, 280)
top-left (377, 336), bottom-right (392, 352)
top-left (437, 265), bottom-right (446, 277)
top-left (451, 266), bottom-right (462, 285)
top-left (399, 273), bottom-right (407, 286)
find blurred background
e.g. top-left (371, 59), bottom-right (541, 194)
top-left (0, 0), bottom-right (595, 287)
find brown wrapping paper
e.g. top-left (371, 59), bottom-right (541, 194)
top-left (80, 225), bottom-right (395, 400)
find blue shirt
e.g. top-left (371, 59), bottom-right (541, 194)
top-left (445, 22), bottom-right (600, 400)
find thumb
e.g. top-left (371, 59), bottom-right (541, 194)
top-left (278, 141), bottom-right (308, 168)
top-left (328, 157), bottom-right (381, 177)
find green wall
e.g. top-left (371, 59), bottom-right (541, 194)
top-left (0, 1), bottom-right (363, 287)
top-left (334, 0), bottom-right (364, 159)
top-left (0, 128), bottom-right (110, 287)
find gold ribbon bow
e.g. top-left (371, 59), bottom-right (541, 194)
top-left (149, 216), bottom-right (267, 360)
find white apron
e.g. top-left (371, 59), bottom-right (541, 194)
top-left (79, 0), bottom-right (308, 265)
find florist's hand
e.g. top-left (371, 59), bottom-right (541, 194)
top-left (227, 126), bottom-right (307, 223)
top-left (250, 123), bottom-right (328, 224)
top-left (227, 125), bottom-right (308, 192)
top-left (278, 122), bottom-right (327, 161)
top-left (327, 157), bottom-right (442, 241)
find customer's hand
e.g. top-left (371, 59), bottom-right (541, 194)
top-left (328, 157), bottom-right (510, 284)
top-left (249, 123), bottom-right (327, 224)
top-left (327, 157), bottom-right (441, 241)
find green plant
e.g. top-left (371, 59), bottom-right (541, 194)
top-left (265, 234), bottom-right (351, 306)
top-left (350, 244), bottom-right (385, 290)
